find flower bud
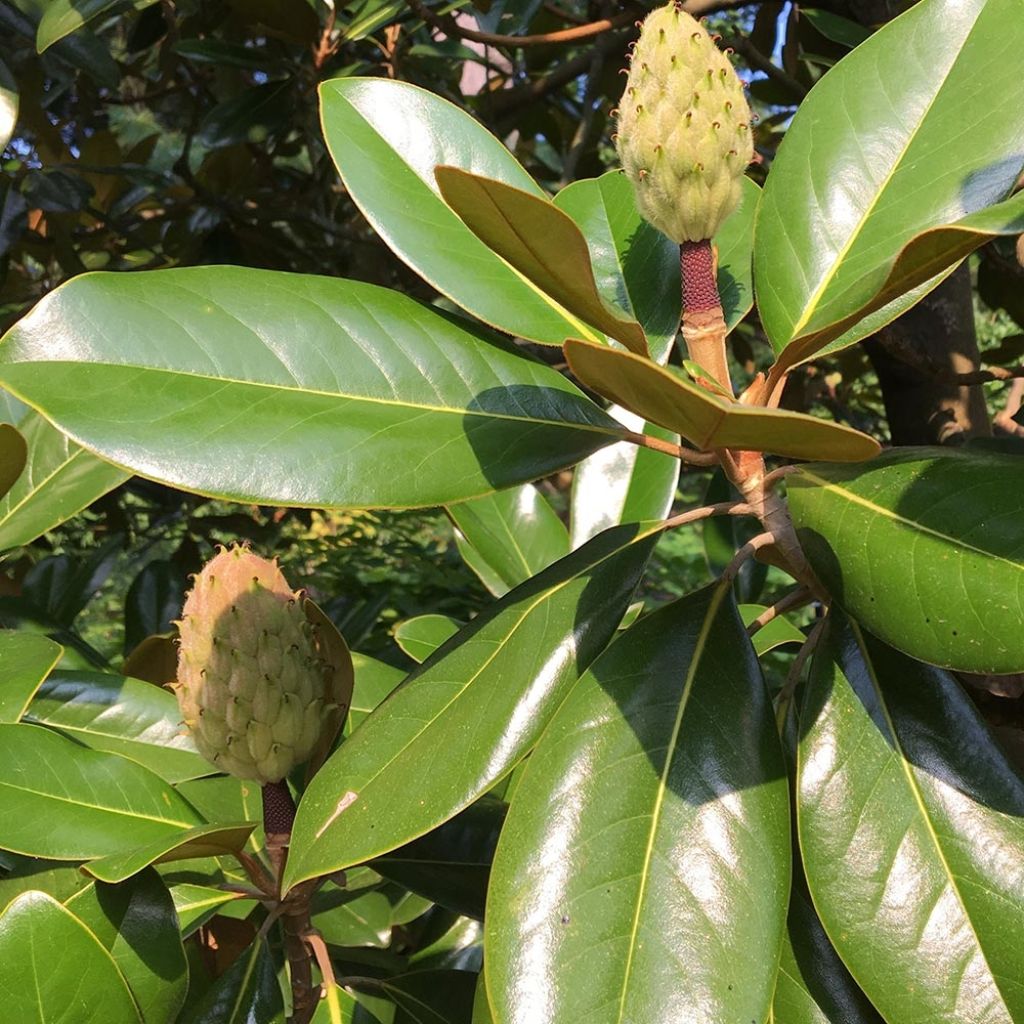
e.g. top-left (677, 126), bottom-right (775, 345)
top-left (616, 2), bottom-right (753, 242)
top-left (175, 545), bottom-right (331, 783)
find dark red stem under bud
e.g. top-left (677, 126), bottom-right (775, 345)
top-left (680, 239), bottom-right (720, 312)
top-left (262, 780), bottom-right (297, 836)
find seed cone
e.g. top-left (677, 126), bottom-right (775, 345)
top-left (175, 545), bottom-right (330, 784)
top-left (616, 2), bottom-right (753, 242)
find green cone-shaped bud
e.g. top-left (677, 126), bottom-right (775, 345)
top-left (175, 545), bottom-right (331, 783)
top-left (616, 2), bottom-right (753, 242)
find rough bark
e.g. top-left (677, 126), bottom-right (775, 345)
top-left (862, 265), bottom-right (991, 444)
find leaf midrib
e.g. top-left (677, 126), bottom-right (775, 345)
top-left (2, 359), bottom-right (622, 438)
top-left (616, 581), bottom-right (729, 1023)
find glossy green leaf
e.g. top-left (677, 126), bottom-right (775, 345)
top-left (124, 559), bottom-right (185, 655)
top-left (772, 882), bottom-right (883, 1024)
top-left (349, 653), bottom-right (406, 733)
top-left (553, 170), bottom-right (681, 361)
top-left (37, 0), bottom-right (157, 52)
top-left (374, 796), bottom-right (506, 921)
top-left (799, 9), bottom-right (872, 48)
top-left (375, 970), bottom-right (477, 1024)
top-left (180, 939), bottom-right (284, 1024)
top-left (0, 722), bottom-right (203, 860)
top-left (394, 615), bottom-right (461, 664)
top-left (565, 338), bottom-right (881, 461)
top-left (0, 423), bottom-right (25, 498)
top-left (472, 970), bottom-right (493, 1024)
top-left (170, 883), bottom-right (251, 937)
top-left (448, 484), bottom-right (570, 598)
top-left (199, 80), bottom-right (293, 149)
top-left (486, 584), bottom-right (789, 1024)
top-left (569, 414), bottom-right (678, 548)
top-left (174, 775), bottom-right (264, 853)
top-left (0, 58), bottom-right (17, 151)
top-left (0, 630), bottom-right (62, 722)
top-left (435, 166), bottom-right (647, 355)
top-left (284, 523), bottom-right (659, 891)
top-left (83, 822), bottom-right (257, 883)
top-left (788, 446), bottom-right (1024, 673)
top-left (0, 891), bottom-right (141, 1021)
top-left (797, 614), bottom-right (1024, 1023)
top-left (313, 887), bottom-right (394, 949)
top-left (710, 175), bottom-right (759, 335)
top-left (739, 603), bottom-right (807, 656)
top-left (312, 983), bottom-right (380, 1024)
top-left (756, 0), bottom-right (1024, 368)
top-left (319, 76), bottom-right (591, 346)
top-left (0, 268), bottom-right (623, 509)
top-left (24, 670), bottom-right (210, 783)
top-left (66, 869), bottom-right (187, 1024)
top-left (0, 401), bottom-right (128, 551)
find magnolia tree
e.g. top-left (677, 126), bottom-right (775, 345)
top-left (0, 0), bottom-right (1023, 1022)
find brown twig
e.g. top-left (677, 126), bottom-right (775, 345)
top-left (661, 501), bottom-right (753, 530)
top-left (942, 365), bottom-right (1024, 385)
top-left (762, 464), bottom-right (801, 492)
top-left (621, 429), bottom-right (720, 466)
top-left (722, 531), bottom-right (775, 584)
top-left (777, 616), bottom-right (828, 707)
top-left (408, 1), bottom-right (639, 47)
top-left (746, 585), bottom-right (813, 636)
top-left (720, 33), bottom-right (808, 99)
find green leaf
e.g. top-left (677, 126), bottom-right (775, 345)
top-left (0, 722), bottom-right (204, 860)
top-left (312, 983), bottom-right (381, 1024)
top-left (283, 523), bottom-right (659, 891)
top-left (313, 887), bottom-right (394, 949)
top-left (0, 891), bottom-right (141, 1021)
top-left (349, 653), bottom-right (406, 733)
top-left (486, 584), bottom-right (789, 1024)
top-left (319, 76), bottom-right (591, 346)
top-left (739, 604), bottom-right (807, 656)
top-left (569, 415), bottom-right (679, 548)
top-left (124, 559), bottom-right (185, 655)
top-left (0, 630), bottom-right (62, 722)
top-left (170, 883), bottom-right (252, 938)
top-left (435, 166), bottom-right (647, 355)
top-left (373, 796), bottom-right (506, 921)
top-left (0, 268), bottom-right (624, 509)
top-left (24, 670), bottom-right (211, 783)
top-left (180, 939), bottom-right (284, 1024)
top-left (772, 883), bottom-right (884, 1024)
top-left (0, 58), bottom-right (17, 151)
top-left (564, 338), bottom-right (881, 461)
top-left (0, 402), bottom-right (128, 552)
top-left (174, 775), bottom-right (264, 853)
top-left (36, 0), bottom-right (157, 52)
top-left (371, 970), bottom-right (477, 1024)
top-left (553, 170), bottom-right (681, 362)
top-left (198, 80), bottom-right (294, 150)
top-left (701, 470), bottom-right (767, 602)
top-left (798, 9), bottom-right (872, 48)
top-left (83, 822), bottom-right (257, 883)
top-left (797, 614), bottom-right (1024, 1023)
top-left (394, 614), bottom-right (461, 664)
top-left (787, 446), bottom-right (1024, 673)
top-left (756, 0), bottom-right (1024, 368)
top-left (448, 484), bottom-right (570, 598)
top-left (710, 176), bottom-right (759, 335)
top-left (66, 869), bottom-right (187, 1024)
